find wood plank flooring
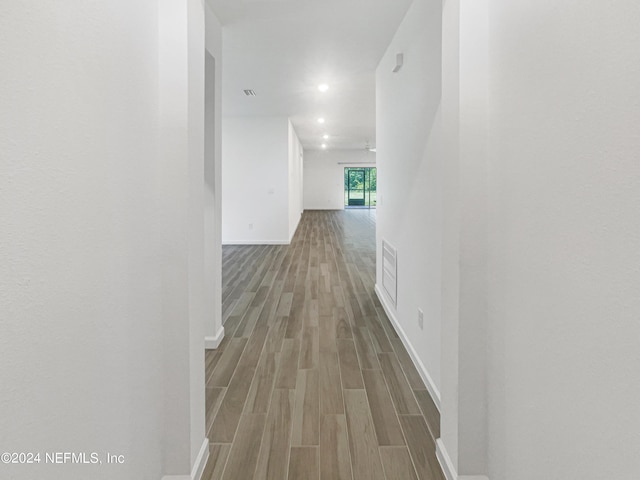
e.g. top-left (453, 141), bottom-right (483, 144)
top-left (202, 210), bottom-right (443, 480)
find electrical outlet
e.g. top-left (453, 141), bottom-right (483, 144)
top-left (248, 223), bottom-right (253, 230)
top-left (418, 308), bottom-right (424, 330)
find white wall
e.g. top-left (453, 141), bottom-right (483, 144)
top-left (303, 149), bottom-right (376, 210)
top-left (380, 0), bottom-right (640, 479)
top-left (438, 0), bottom-right (490, 476)
top-left (376, 0), bottom-right (444, 411)
top-left (438, 0), bottom-right (462, 473)
top-left (0, 1), bottom-right (215, 478)
top-left (378, 1), bottom-right (486, 475)
top-left (159, 0), bottom-right (212, 474)
top-left (222, 116), bottom-right (303, 244)
top-left (222, 116), bottom-right (289, 243)
top-left (288, 120), bottom-right (304, 239)
top-left (204, 5), bottom-right (224, 349)
top-left (455, 0), bottom-right (489, 475)
top-left (485, 1), bottom-right (640, 479)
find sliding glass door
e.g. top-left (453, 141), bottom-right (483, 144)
top-left (344, 167), bottom-right (376, 208)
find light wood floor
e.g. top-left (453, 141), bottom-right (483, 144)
top-left (202, 210), bottom-right (443, 480)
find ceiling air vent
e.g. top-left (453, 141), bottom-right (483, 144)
top-left (243, 89), bottom-right (256, 96)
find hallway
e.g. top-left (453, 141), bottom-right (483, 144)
top-left (201, 210), bottom-right (443, 480)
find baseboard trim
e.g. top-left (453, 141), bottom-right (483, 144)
top-left (191, 438), bottom-right (209, 480)
top-left (161, 437), bottom-right (210, 480)
top-left (435, 439), bottom-right (488, 480)
top-left (205, 325), bottom-right (225, 350)
top-left (222, 240), bottom-right (290, 245)
top-left (303, 208), bottom-right (345, 211)
top-left (375, 284), bottom-right (441, 411)
top-left (436, 439), bottom-right (457, 480)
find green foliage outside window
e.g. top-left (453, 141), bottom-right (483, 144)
top-left (344, 167), bottom-right (377, 207)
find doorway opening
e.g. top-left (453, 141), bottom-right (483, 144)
top-left (344, 167), bottom-right (377, 208)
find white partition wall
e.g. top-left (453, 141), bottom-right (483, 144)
top-left (204, 5), bottom-right (225, 350)
top-left (159, 0), bottom-right (212, 476)
top-left (222, 116), bottom-right (303, 244)
top-left (288, 120), bottom-right (304, 240)
top-left (377, 0), bottom-right (640, 479)
top-left (483, 1), bottom-right (640, 479)
top-left (0, 1), bottom-right (222, 478)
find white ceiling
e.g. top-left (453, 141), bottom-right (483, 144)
top-left (207, 0), bottom-right (413, 150)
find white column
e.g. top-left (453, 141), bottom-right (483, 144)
top-left (159, 0), bottom-right (208, 476)
top-left (439, 0), bottom-right (490, 477)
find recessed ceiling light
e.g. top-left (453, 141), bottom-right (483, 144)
top-left (317, 118), bottom-right (325, 124)
top-left (318, 84), bottom-right (329, 92)
top-left (323, 134), bottom-right (329, 140)
top-left (321, 144), bottom-right (327, 149)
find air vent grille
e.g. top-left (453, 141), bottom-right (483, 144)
top-left (243, 89), bottom-right (256, 96)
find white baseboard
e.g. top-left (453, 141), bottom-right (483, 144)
top-left (375, 284), bottom-right (441, 411)
top-left (205, 325), bottom-right (225, 350)
top-left (303, 207), bottom-right (344, 211)
top-left (161, 437), bottom-right (210, 480)
top-left (222, 240), bottom-right (290, 245)
top-left (436, 439), bottom-right (457, 480)
top-left (435, 439), bottom-right (488, 480)
top-left (191, 438), bottom-right (210, 480)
